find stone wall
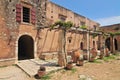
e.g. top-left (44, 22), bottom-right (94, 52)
top-left (0, 0), bottom-right (47, 64)
top-left (100, 24), bottom-right (120, 52)
top-left (0, 0), bottom-right (17, 59)
top-left (0, 0), bottom-right (100, 65)
top-left (46, 1), bottom-right (100, 29)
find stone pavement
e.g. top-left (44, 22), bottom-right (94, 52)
top-left (0, 59), bottom-right (63, 80)
top-left (0, 66), bottom-right (34, 80)
top-left (17, 59), bottom-right (63, 77)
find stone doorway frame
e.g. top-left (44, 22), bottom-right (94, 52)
top-left (15, 33), bottom-right (37, 63)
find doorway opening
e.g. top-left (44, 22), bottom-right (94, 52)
top-left (93, 41), bottom-right (95, 48)
top-left (105, 37), bottom-right (110, 50)
top-left (114, 39), bottom-right (118, 50)
top-left (18, 35), bottom-right (34, 60)
top-left (80, 42), bottom-right (83, 50)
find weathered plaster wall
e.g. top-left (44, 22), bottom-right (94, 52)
top-left (0, 0), bottom-right (100, 65)
top-left (0, 0), bottom-right (18, 59)
top-left (0, 0), bottom-right (47, 65)
top-left (46, 2), bottom-right (100, 29)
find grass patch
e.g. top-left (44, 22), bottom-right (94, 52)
top-left (62, 68), bottom-right (77, 74)
top-left (114, 53), bottom-right (120, 56)
top-left (48, 68), bottom-right (63, 75)
top-left (41, 74), bottom-right (51, 80)
top-left (103, 55), bottom-right (116, 62)
top-left (71, 68), bottom-right (77, 73)
top-left (89, 58), bottom-right (102, 63)
top-left (41, 69), bottom-right (63, 80)
top-left (92, 59), bottom-right (102, 63)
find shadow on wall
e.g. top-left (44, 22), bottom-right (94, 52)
top-left (37, 29), bottom-right (59, 55)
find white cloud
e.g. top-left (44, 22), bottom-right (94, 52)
top-left (95, 16), bottom-right (120, 26)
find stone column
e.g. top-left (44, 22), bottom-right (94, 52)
top-left (87, 31), bottom-right (90, 61)
top-left (58, 30), bottom-right (67, 67)
top-left (110, 37), bottom-right (115, 54)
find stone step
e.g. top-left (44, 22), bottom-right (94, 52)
top-left (17, 59), bottom-right (62, 77)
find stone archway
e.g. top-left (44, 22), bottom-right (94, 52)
top-left (18, 35), bottom-right (34, 60)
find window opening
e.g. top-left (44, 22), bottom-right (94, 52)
top-left (59, 14), bottom-right (66, 22)
top-left (23, 7), bottom-right (30, 23)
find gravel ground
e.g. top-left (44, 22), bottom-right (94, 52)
top-left (50, 56), bottom-right (120, 80)
top-left (0, 55), bottom-right (120, 80)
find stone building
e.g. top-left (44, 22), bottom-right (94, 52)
top-left (0, 0), bottom-right (100, 66)
top-left (0, 0), bottom-right (47, 66)
top-left (100, 23), bottom-right (120, 53)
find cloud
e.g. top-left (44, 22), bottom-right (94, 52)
top-left (95, 16), bottom-right (120, 26)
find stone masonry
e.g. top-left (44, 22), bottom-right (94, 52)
top-left (0, 0), bottom-right (101, 66)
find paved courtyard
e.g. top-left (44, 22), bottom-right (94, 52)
top-left (0, 66), bottom-right (33, 80)
top-left (0, 59), bottom-right (62, 80)
top-left (17, 59), bottom-right (62, 77)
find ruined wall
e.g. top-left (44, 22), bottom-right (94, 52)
top-left (100, 24), bottom-right (120, 51)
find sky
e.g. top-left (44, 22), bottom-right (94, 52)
top-left (50, 0), bottom-right (120, 26)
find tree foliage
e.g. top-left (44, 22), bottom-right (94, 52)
top-left (92, 33), bottom-right (98, 38)
top-left (50, 21), bottom-right (73, 30)
top-left (79, 25), bottom-right (87, 29)
top-left (108, 32), bottom-right (120, 37)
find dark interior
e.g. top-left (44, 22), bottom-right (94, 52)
top-left (18, 35), bottom-right (34, 60)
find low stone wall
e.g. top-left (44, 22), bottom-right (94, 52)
top-left (40, 52), bottom-right (58, 60)
top-left (0, 58), bottom-right (16, 66)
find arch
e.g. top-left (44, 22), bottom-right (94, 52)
top-left (18, 35), bottom-right (34, 60)
top-left (105, 37), bottom-right (110, 50)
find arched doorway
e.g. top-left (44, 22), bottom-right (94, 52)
top-left (18, 35), bottom-right (34, 60)
top-left (114, 39), bottom-right (118, 50)
top-left (105, 38), bottom-right (110, 50)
